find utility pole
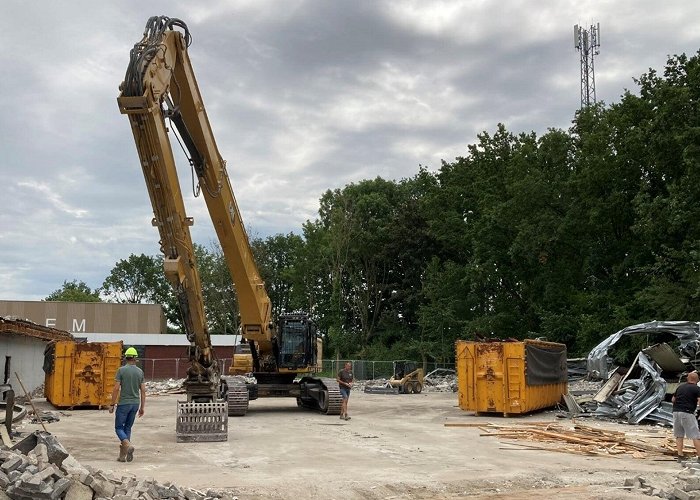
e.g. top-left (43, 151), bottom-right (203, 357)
top-left (574, 23), bottom-right (601, 108)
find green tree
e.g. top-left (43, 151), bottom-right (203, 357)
top-left (101, 254), bottom-right (168, 303)
top-left (45, 280), bottom-right (101, 302)
top-left (632, 52), bottom-right (700, 321)
top-left (195, 243), bottom-right (238, 334)
top-left (251, 233), bottom-right (306, 319)
top-left (318, 178), bottom-right (401, 354)
top-left (420, 125), bottom-right (531, 342)
top-left (307, 176), bottom-right (439, 358)
top-left (101, 253), bottom-right (181, 331)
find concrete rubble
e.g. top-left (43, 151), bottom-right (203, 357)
top-left (144, 379), bottom-right (185, 396)
top-left (0, 431), bottom-right (237, 500)
top-left (423, 369), bottom-right (457, 392)
top-left (361, 370), bottom-right (457, 393)
top-left (624, 466), bottom-right (700, 500)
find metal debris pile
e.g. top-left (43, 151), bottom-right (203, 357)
top-left (0, 430), bottom-right (236, 500)
top-left (567, 321), bottom-right (700, 427)
top-left (445, 420), bottom-right (678, 459)
top-left (30, 411), bottom-right (61, 424)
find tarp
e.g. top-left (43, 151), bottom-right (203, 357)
top-left (586, 321), bottom-right (700, 380)
top-left (525, 343), bottom-right (567, 386)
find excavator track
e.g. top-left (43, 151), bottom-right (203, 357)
top-left (319, 378), bottom-right (342, 415)
top-left (222, 376), bottom-right (249, 416)
top-left (227, 384), bottom-right (249, 416)
top-left (297, 377), bottom-right (342, 415)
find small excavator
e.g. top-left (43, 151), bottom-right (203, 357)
top-left (118, 16), bottom-right (340, 442)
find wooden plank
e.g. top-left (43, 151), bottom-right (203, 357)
top-left (444, 422), bottom-right (490, 428)
top-left (0, 425), bottom-right (11, 447)
top-left (443, 421), bottom-right (555, 428)
top-left (593, 371), bottom-right (624, 403)
top-left (527, 429), bottom-right (605, 445)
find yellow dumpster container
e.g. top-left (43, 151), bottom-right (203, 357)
top-left (456, 339), bottom-right (567, 416)
top-left (44, 341), bottom-right (123, 408)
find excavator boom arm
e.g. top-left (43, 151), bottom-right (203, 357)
top-left (118, 17), bottom-right (273, 373)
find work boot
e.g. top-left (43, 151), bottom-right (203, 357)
top-left (126, 444), bottom-right (135, 462)
top-left (118, 442), bottom-right (128, 462)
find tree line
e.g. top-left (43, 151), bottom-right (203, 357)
top-left (47, 51), bottom-right (700, 361)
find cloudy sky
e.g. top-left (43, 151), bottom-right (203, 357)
top-left (1, 1), bottom-right (699, 301)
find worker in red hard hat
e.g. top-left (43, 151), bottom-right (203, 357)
top-left (109, 346), bottom-right (146, 462)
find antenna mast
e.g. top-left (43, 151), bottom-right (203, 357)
top-left (574, 23), bottom-right (601, 108)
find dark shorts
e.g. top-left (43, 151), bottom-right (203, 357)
top-left (340, 387), bottom-right (350, 400)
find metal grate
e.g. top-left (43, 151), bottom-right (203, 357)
top-left (175, 401), bottom-right (228, 442)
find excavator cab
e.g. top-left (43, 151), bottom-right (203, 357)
top-left (278, 313), bottom-right (317, 370)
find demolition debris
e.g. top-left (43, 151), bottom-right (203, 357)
top-left (362, 369), bottom-right (457, 394)
top-left (561, 321), bottom-right (700, 427)
top-left (0, 431), bottom-right (236, 500)
top-left (445, 420), bottom-right (680, 459)
top-left (623, 467), bottom-right (700, 500)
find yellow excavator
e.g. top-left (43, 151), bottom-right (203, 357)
top-left (118, 16), bottom-right (340, 442)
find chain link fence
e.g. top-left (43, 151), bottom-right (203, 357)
top-left (139, 358), bottom-right (232, 381)
top-left (322, 360), bottom-right (455, 380)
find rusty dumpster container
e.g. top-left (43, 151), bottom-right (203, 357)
top-left (44, 341), bottom-right (123, 408)
top-left (456, 339), bottom-right (567, 416)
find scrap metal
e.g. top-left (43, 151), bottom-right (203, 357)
top-left (587, 320), bottom-right (700, 380)
top-left (573, 321), bottom-right (700, 427)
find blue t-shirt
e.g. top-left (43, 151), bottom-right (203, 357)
top-left (115, 364), bottom-right (144, 405)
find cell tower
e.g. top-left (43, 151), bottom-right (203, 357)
top-left (574, 23), bottom-right (600, 108)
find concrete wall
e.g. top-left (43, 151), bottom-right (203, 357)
top-left (0, 335), bottom-right (48, 394)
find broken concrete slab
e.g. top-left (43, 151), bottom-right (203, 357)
top-left (63, 479), bottom-right (92, 500)
top-left (0, 430), bottom-right (234, 499)
top-left (12, 431), bottom-right (68, 467)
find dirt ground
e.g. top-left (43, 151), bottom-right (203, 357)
top-left (22, 391), bottom-right (682, 499)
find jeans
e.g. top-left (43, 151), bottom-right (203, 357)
top-left (115, 404), bottom-right (139, 442)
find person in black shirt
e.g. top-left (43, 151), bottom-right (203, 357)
top-left (672, 371), bottom-right (700, 462)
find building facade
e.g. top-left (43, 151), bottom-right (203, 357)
top-left (0, 302), bottom-right (240, 384)
top-left (0, 301), bottom-right (166, 335)
top-left (0, 317), bottom-right (74, 393)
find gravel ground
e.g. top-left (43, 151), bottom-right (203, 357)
top-left (13, 390), bottom-right (683, 499)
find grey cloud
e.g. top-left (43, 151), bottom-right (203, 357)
top-left (1, 0), bottom-right (699, 299)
